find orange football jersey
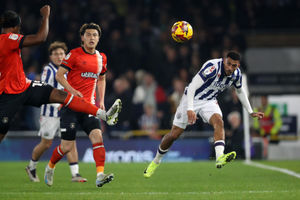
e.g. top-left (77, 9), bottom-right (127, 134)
top-left (0, 33), bottom-right (31, 94)
top-left (61, 47), bottom-right (107, 104)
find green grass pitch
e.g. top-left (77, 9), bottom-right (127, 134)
top-left (1, 161), bottom-right (300, 200)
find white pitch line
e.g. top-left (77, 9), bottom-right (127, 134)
top-left (0, 190), bottom-right (292, 196)
top-left (244, 161), bottom-right (300, 179)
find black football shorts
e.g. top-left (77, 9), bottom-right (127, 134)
top-left (0, 81), bottom-right (53, 134)
top-left (60, 107), bottom-right (101, 141)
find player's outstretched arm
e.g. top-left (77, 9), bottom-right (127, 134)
top-left (22, 5), bottom-right (50, 47)
top-left (235, 87), bottom-right (264, 119)
top-left (56, 67), bottom-right (83, 97)
top-left (250, 112), bottom-right (264, 119)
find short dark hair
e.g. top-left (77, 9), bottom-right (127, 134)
top-left (227, 51), bottom-right (241, 61)
top-left (48, 41), bottom-right (68, 55)
top-left (79, 22), bottom-right (101, 38)
top-left (0, 10), bottom-right (21, 28)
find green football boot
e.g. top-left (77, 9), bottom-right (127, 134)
top-left (144, 161), bottom-right (160, 178)
top-left (216, 151), bottom-right (236, 169)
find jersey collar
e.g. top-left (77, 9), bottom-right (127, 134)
top-left (49, 62), bottom-right (58, 69)
top-left (81, 46), bottom-right (96, 55)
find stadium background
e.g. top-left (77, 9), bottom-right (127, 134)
top-left (1, 1), bottom-right (300, 199)
top-left (1, 0), bottom-right (300, 172)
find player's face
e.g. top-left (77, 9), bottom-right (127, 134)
top-left (81, 29), bottom-right (99, 49)
top-left (224, 57), bottom-right (240, 76)
top-left (50, 48), bottom-right (66, 66)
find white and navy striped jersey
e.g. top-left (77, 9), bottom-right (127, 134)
top-left (186, 58), bottom-right (242, 100)
top-left (40, 62), bottom-right (64, 117)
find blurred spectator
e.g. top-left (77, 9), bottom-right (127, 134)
top-left (225, 111), bottom-right (245, 159)
top-left (169, 78), bottom-right (185, 115)
top-left (138, 104), bottom-right (161, 140)
top-left (253, 95), bottom-right (282, 144)
top-left (106, 77), bottom-right (133, 132)
top-left (219, 88), bottom-right (243, 130)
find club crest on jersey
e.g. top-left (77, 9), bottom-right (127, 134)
top-left (81, 72), bottom-right (99, 79)
top-left (65, 53), bottom-right (71, 60)
top-left (202, 66), bottom-right (215, 77)
top-left (9, 34), bottom-right (19, 40)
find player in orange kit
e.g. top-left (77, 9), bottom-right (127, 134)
top-left (0, 7), bottom-right (121, 143)
top-left (44, 23), bottom-right (118, 188)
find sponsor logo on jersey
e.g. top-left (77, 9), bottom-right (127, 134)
top-left (81, 72), bottom-right (99, 79)
top-left (213, 81), bottom-right (227, 89)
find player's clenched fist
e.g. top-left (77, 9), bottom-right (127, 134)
top-left (40, 5), bottom-right (50, 18)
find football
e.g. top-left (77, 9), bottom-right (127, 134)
top-left (171, 21), bottom-right (193, 43)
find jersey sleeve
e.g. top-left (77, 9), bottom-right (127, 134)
top-left (233, 69), bottom-right (242, 89)
top-left (61, 51), bottom-right (76, 71)
top-left (99, 53), bottom-right (107, 75)
top-left (198, 62), bottom-right (217, 81)
top-left (6, 33), bottom-right (25, 50)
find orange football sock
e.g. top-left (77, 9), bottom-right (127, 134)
top-left (49, 145), bottom-right (65, 169)
top-left (93, 143), bottom-right (105, 174)
top-left (64, 93), bottom-right (98, 116)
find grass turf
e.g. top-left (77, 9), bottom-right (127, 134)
top-left (0, 161), bottom-right (300, 200)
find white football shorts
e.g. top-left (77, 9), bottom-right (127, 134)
top-left (173, 94), bottom-right (222, 129)
top-left (38, 116), bottom-right (60, 140)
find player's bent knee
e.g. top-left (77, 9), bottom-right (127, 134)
top-left (209, 114), bottom-right (224, 128)
top-left (44, 141), bottom-right (53, 149)
top-left (49, 89), bottom-right (68, 104)
top-left (61, 140), bottom-right (75, 153)
top-left (89, 129), bottom-right (103, 143)
top-left (169, 126), bottom-right (184, 140)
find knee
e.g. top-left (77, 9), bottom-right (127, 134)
top-left (89, 129), bottom-right (103, 143)
top-left (213, 118), bottom-right (224, 129)
top-left (44, 141), bottom-right (53, 149)
top-left (61, 142), bottom-right (74, 153)
top-left (168, 127), bottom-right (182, 140)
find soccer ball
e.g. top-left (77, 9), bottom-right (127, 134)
top-left (171, 21), bottom-right (193, 43)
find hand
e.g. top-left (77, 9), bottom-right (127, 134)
top-left (251, 112), bottom-right (264, 119)
top-left (187, 110), bottom-right (197, 125)
top-left (99, 102), bottom-right (105, 110)
top-left (71, 89), bottom-right (83, 98)
top-left (40, 5), bottom-right (50, 18)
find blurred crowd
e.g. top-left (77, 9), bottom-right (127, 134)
top-left (2, 0), bottom-right (292, 136)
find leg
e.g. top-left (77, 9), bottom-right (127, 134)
top-left (48, 89), bottom-right (108, 121)
top-left (144, 125), bottom-right (185, 178)
top-left (26, 138), bottom-right (52, 182)
top-left (209, 114), bottom-right (236, 168)
top-left (66, 141), bottom-right (87, 182)
top-left (89, 129), bottom-right (113, 187)
top-left (32, 138), bottom-right (53, 160)
top-left (209, 113), bottom-right (225, 141)
top-left (44, 139), bottom-right (75, 186)
top-left (160, 125), bottom-right (185, 151)
top-left (89, 129), bottom-right (105, 175)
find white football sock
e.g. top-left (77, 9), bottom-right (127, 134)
top-left (29, 159), bottom-right (38, 170)
top-left (214, 140), bottom-right (225, 160)
top-left (69, 163), bottom-right (79, 177)
top-left (153, 146), bottom-right (168, 164)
